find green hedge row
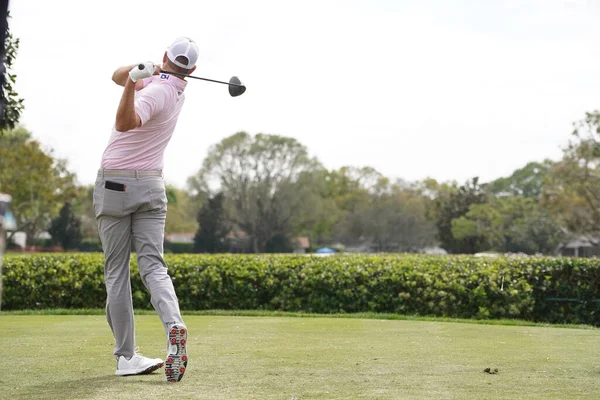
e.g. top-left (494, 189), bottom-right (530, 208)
top-left (3, 254), bottom-right (600, 325)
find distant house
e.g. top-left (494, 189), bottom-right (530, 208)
top-left (7, 231), bottom-right (63, 253)
top-left (8, 231), bottom-right (51, 249)
top-left (293, 236), bottom-right (310, 254)
top-left (557, 235), bottom-right (600, 258)
top-left (166, 232), bottom-right (195, 244)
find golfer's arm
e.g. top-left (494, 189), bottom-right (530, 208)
top-left (112, 65), bottom-right (144, 90)
top-left (115, 79), bottom-right (141, 132)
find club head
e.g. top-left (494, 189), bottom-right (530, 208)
top-left (229, 76), bottom-right (246, 97)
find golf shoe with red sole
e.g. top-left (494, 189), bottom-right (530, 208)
top-left (165, 324), bottom-right (188, 382)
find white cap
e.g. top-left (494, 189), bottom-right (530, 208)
top-left (166, 37), bottom-right (199, 69)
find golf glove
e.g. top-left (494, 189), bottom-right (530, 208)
top-left (129, 62), bottom-right (158, 82)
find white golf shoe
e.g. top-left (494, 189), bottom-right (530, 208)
top-left (165, 324), bottom-right (188, 382)
top-left (115, 351), bottom-right (164, 376)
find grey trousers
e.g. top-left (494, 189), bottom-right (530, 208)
top-left (93, 169), bottom-right (184, 359)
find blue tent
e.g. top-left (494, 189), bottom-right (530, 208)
top-left (315, 247), bottom-right (335, 254)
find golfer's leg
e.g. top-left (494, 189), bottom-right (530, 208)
top-left (132, 207), bottom-right (184, 331)
top-left (98, 214), bottom-right (136, 358)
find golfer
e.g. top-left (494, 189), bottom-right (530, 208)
top-left (93, 37), bottom-right (198, 382)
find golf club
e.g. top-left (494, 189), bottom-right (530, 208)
top-left (136, 64), bottom-right (246, 97)
top-left (162, 70), bottom-right (246, 97)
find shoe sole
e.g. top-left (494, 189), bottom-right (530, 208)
top-left (115, 361), bottom-right (164, 376)
top-left (165, 324), bottom-right (188, 382)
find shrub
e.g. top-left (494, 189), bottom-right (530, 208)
top-left (168, 242), bottom-right (195, 254)
top-left (77, 239), bottom-right (103, 252)
top-left (2, 254), bottom-right (600, 325)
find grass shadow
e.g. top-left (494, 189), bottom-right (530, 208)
top-left (10, 371), bottom-right (167, 400)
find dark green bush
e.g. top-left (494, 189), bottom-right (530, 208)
top-left (167, 242), bottom-right (195, 254)
top-left (2, 254), bottom-right (600, 325)
top-left (33, 238), bottom-right (54, 248)
top-left (77, 239), bottom-right (103, 252)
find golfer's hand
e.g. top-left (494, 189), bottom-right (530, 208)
top-left (129, 62), bottom-right (160, 82)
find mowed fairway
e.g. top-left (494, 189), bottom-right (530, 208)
top-left (0, 315), bottom-right (599, 399)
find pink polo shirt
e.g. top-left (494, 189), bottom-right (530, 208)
top-left (100, 73), bottom-right (188, 170)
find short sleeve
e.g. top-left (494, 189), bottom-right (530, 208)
top-left (135, 84), bottom-right (168, 126)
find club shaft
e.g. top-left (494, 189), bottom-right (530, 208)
top-left (159, 70), bottom-right (245, 87)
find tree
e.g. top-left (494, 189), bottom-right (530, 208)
top-left (323, 166), bottom-right (385, 244)
top-left (0, 128), bottom-right (78, 244)
top-left (327, 166), bottom-right (383, 212)
top-left (48, 203), bottom-right (82, 250)
top-left (543, 111), bottom-right (600, 236)
top-left (451, 202), bottom-right (503, 251)
top-left (165, 185), bottom-right (200, 234)
top-left (489, 161), bottom-right (553, 199)
top-left (505, 206), bottom-right (563, 254)
top-left (70, 185), bottom-right (97, 239)
top-left (193, 192), bottom-right (230, 253)
top-left (414, 178), bottom-right (459, 224)
top-left (434, 177), bottom-right (488, 253)
top-left (338, 181), bottom-right (437, 252)
top-left (1, 13), bottom-right (24, 131)
top-left (189, 132), bottom-right (324, 253)
top-left (265, 233), bottom-right (295, 253)
top-left (452, 196), bottom-right (563, 254)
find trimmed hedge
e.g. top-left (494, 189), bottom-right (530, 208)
top-left (2, 254), bottom-right (600, 325)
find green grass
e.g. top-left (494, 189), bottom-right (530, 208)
top-left (1, 314), bottom-right (599, 399)
top-left (1, 309), bottom-right (597, 330)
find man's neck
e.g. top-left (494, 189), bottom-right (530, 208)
top-left (164, 64), bottom-right (188, 80)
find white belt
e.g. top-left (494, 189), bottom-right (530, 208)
top-left (98, 169), bottom-right (163, 178)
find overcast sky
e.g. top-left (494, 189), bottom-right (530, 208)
top-left (8, 0), bottom-right (600, 188)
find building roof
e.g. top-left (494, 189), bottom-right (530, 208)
top-left (166, 232), bottom-right (195, 243)
top-left (564, 235), bottom-right (599, 249)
